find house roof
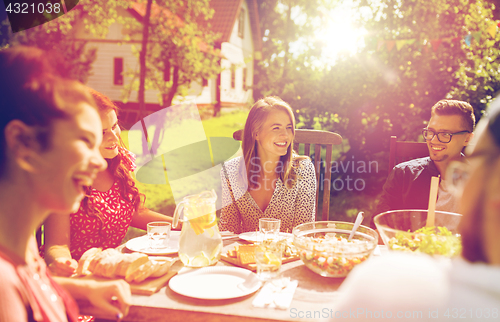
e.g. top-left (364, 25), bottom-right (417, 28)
top-left (208, 0), bottom-right (262, 52)
top-left (209, 0), bottom-right (242, 43)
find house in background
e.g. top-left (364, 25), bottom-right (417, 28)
top-left (80, 0), bottom-right (262, 127)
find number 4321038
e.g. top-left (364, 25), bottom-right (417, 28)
top-left (5, 2), bottom-right (62, 14)
top-left (443, 308), bottom-right (498, 319)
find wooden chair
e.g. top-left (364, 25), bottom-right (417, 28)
top-left (388, 135), bottom-right (429, 174)
top-left (233, 129), bottom-right (343, 221)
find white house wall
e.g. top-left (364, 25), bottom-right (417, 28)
top-left (174, 78), bottom-right (214, 107)
top-left (82, 1), bottom-right (257, 108)
top-left (80, 17), bottom-right (161, 105)
top-left (220, 0), bottom-right (255, 105)
top-left (85, 42), bottom-right (161, 104)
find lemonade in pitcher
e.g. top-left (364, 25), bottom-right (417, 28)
top-left (172, 190), bottom-right (223, 267)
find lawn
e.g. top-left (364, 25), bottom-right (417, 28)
top-left (121, 108), bottom-right (249, 240)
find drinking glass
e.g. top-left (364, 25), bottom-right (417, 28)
top-left (147, 221), bottom-right (171, 249)
top-left (259, 218), bottom-right (281, 241)
top-left (255, 241), bottom-right (284, 281)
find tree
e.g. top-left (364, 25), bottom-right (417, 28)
top-left (137, 0), bottom-right (154, 154)
top-left (1, 0), bottom-right (221, 109)
top-left (123, 0), bottom-right (221, 109)
top-left (299, 0), bottom-right (499, 145)
top-left (255, 0), bottom-right (500, 221)
top-left (254, 0), bottom-right (328, 99)
top-left (293, 0), bottom-right (500, 220)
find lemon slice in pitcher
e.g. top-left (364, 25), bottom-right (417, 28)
top-left (191, 252), bottom-right (210, 267)
top-left (188, 212), bottom-right (217, 235)
top-left (179, 253), bottom-right (190, 266)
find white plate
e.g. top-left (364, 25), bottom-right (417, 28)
top-left (169, 267), bottom-right (262, 300)
top-left (125, 231), bottom-right (180, 255)
top-left (238, 232), bottom-right (293, 243)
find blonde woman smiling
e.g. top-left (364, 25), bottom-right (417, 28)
top-left (219, 96), bottom-right (316, 234)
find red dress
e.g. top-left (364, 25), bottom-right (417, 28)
top-left (69, 148), bottom-right (137, 260)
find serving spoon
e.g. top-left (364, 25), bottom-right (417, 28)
top-left (348, 212), bottom-right (364, 241)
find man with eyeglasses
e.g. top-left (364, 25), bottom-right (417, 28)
top-left (334, 97), bottom-right (500, 322)
top-left (373, 100), bottom-right (475, 227)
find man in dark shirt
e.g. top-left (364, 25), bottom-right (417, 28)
top-left (372, 100), bottom-right (475, 228)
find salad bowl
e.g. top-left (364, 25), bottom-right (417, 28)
top-left (292, 221), bottom-right (378, 277)
top-left (374, 210), bottom-right (462, 257)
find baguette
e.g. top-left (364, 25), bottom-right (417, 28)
top-left (77, 248), bottom-right (172, 283)
top-left (88, 248), bottom-right (121, 272)
top-left (125, 261), bottom-right (155, 283)
top-left (115, 253), bottom-right (149, 277)
top-left (135, 261), bottom-right (160, 283)
top-left (77, 247), bottom-right (102, 276)
top-left (149, 257), bottom-right (176, 278)
top-left (93, 254), bottom-right (123, 278)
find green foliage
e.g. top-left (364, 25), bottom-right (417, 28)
top-left (122, 0), bottom-right (221, 108)
top-left (254, 0), bottom-right (328, 99)
top-left (122, 109), bottom-right (249, 216)
top-left (300, 0), bottom-right (500, 149)
top-left (255, 0), bottom-right (500, 222)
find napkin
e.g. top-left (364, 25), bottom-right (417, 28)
top-left (252, 277), bottom-right (298, 310)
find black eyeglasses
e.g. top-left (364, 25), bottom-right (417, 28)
top-left (422, 128), bottom-right (470, 143)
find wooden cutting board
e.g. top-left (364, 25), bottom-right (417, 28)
top-left (130, 269), bottom-right (178, 295)
top-left (73, 260), bottom-right (183, 296)
top-left (220, 254), bottom-right (300, 271)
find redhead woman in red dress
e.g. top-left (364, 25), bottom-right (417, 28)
top-left (43, 90), bottom-right (176, 277)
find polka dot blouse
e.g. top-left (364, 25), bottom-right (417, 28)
top-left (218, 156), bottom-right (316, 234)
top-left (69, 148), bottom-right (137, 260)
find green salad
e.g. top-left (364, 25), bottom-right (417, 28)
top-left (388, 226), bottom-right (462, 257)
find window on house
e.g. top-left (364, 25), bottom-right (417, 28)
top-left (202, 78), bottom-right (208, 87)
top-left (242, 67), bottom-right (247, 90)
top-left (113, 58), bottom-right (123, 85)
top-left (231, 66), bottom-right (235, 89)
top-left (238, 9), bottom-right (245, 38)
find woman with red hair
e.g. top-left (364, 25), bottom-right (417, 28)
top-left (44, 90), bottom-right (175, 277)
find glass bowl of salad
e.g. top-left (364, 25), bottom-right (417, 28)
top-left (292, 221), bottom-right (378, 278)
top-left (374, 210), bottom-right (462, 257)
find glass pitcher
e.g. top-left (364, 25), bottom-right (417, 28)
top-left (172, 189), bottom-right (223, 267)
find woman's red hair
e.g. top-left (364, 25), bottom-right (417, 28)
top-left (82, 88), bottom-right (145, 221)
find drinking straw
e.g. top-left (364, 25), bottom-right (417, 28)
top-left (426, 176), bottom-right (440, 227)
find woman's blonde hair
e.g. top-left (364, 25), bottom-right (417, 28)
top-left (241, 96), bottom-right (308, 189)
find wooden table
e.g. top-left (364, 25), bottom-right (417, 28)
top-left (83, 240), bottom-right (385, 322)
